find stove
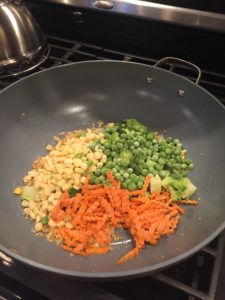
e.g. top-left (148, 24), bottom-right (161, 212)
top-left (0, 1), bottom-right (225, 299)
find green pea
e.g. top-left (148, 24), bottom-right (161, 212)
top-left (152, 138), bottom-right (158, 144)
top-left (127, 168), bottom-right (133, 174)
top-left (152, 145), bottom-right (159, 151)
top-left (146, 142), bottom-right (153, 148)
top-left (104, 149), bottom-right (111, 156)
top-left (159, 170), bottom-right (170, 178)
top-left (152, 154), bottom-right (159, 162)
top-left (142, 148), bottom-right (148, 155)
top-left (175, 149), bottom-right (181, 155)
top-left (174, 163), bottom-right (181, 170)
top-left (165, 148), bottom-right (171, 155)
top-left (186, 158), bottom-right (192, 165)
top-left (166, 161), bottom-right (173, 168)
top-left (101, 168), bottom-right (108, 175)
top-left (128, 182), bottom-right (137, 191)
top-left (171, 173), bottom-right (182, 180)
top-left (167, 137), bottom-right (173, 142)
top-left (176, 156), bottom-right (182, 162)
top-left (111, 151), bottom-right (117, 157)
top-left (104, 142), bottom-right (111, 149)
top-left (148, 166), bottom-right (155, 173)
top-left (90, 176), bottom-right (95, 184)
top-left (121, 182), bottom-right (127, 189)
top-left (147, 149), bottom-right (152, 156)
top-left (141, 169), bottom-right (148, 176)
top-left (94, 177), bottom-right (101, 184)
top-left (160, 152), bottom-right (166, 158)
top-left (188, 163), bottom-right (194, 170)
top-left (134, 141), bottom-right (140, 147)
top-left (173, 138), bottom-right (180, 145)
top-left (146, 133), bottom-right (154, 141)
top-left (152, 170), bottom-right (158, 176)
top-left (112, 145), bottom-right (118, 151)
top-left (142, 163), bottom-right (149, 170)
top-left (112, 168), bottom-right (117, 174)
top-left (123, 172), bottom-right (130, 179)
top-left (120, 133), bottom-right (127, 139)
top-left (127, 140), bottom-right (133, 146)
top-left (172, 146), bottom-right (177, 153)
top-left (94, 169), bottom-right (101, 176)
top-left (130, 174), bottom-right (138, 183)
top-left (137, 181), bottom-right (144, 189)
top-left (159, 145), bottom-right (166, 152)
top-left (99, 175), bottom-right (105, 182)
top-left (132, 149), bottom-right (139, 155)
top-left (158, 157), bottom-right (166, 165)
top-left (181, 170), bottom-right (188, 177)
top-left (116, 142), bottom-right (123, 149)
top-left (116, 166), bottom-right (121, 172)
top-left (115, 173), bottom-right (122, 181)
top-left (138, 136), bottom-right (145, 144)
top-left (107, 133), bottom-right (114, 139)
top-left (181, 163), bottom-right (187, 169)
top-left (106, 161), bottom-right (114, 168)
top-left (155, 164), bottom-right (163, 171)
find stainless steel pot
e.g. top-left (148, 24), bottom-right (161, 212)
top-left (0, 0), bottom-right (49, 78)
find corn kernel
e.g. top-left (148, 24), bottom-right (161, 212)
top-left (34, 222), bottom-right (43, 232)
top-left (46, 144), bottom-right (53, 151)
top-left (48, 219), bottom-right (56, 228)
top-left (21, 200), bottom-right (29, 207)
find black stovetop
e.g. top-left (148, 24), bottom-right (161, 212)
top-left (1, 2), bottom-right (225, 300)
top-left (142, 0), bottom-right (225, 13)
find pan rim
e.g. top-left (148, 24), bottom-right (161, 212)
top-left (1, 59), bottom-right (224, 112)
top-left (0, 222), bottom-right (224, 279)
top-left (0, 59), bottom-right (225, 279)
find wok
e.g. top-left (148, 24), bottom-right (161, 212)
top-left (0, 57), bottom-right (225, 280)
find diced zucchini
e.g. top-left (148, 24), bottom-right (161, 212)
top-left (181, 178), bottom-right (197, 199)
top-left (22, 186), bottom-right (37, 201)
top-left (151, 174), bottom-right (162, 193)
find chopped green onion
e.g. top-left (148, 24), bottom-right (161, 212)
top-left (41, 216), bottom-right (49, 225)
top-left (87, 160), bottom-right (94, 167)
top-left (75, 152), bottom-right (84, 158)
top-left (68, 187), bottom-right (80, 198)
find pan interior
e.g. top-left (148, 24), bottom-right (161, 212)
top-left (0, 61), bottom-right (224, 278)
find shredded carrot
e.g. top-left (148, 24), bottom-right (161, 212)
top-left (51, 172), bottom-right (197, 264)
top-left (178, 199), bottom-right (198, 205)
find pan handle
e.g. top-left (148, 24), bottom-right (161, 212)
top-left (154, 57), bottom-right (201, 84)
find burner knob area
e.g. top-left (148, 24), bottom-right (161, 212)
top-left (72, 11), bottom-right (86, 23)
top-left (93, 0), bottom-right (114, 9)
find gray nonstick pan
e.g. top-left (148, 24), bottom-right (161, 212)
top-left (0, 57), bottom-right (224, 280)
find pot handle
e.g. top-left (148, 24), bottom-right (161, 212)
top-left (13, 0), bottom-right (22, 6)
top-left (154, 57), bottom-right (201, 84)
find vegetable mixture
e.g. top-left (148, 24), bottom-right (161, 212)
top-left (14, 119), bottom-right (197, 264)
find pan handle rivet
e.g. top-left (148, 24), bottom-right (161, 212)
top-left (178, 89), bottom-right (185, 96)
top-left (93, 0), bottom-right (114, 9)
top-left (146, 77), bottom-right (154, 84)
